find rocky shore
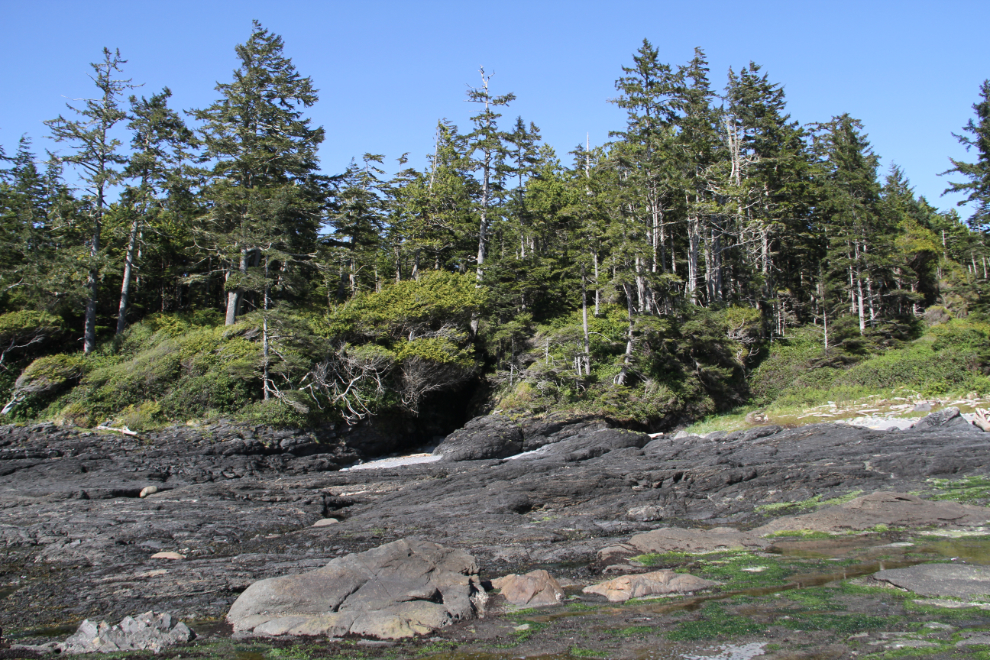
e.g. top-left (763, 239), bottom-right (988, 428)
top-left (2, 409), bottom-right (990, 657)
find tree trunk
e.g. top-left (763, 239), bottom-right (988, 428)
top-left (615, 283), bottom-right (635, 385)
top-left (83, 185), bottom-right (104, 354)
top-left (581, 265), bottom-right (591, 376)
top-left (225, 246), bottom-right (248, 325)
top-left (116, 215), bottom-right (141, 336)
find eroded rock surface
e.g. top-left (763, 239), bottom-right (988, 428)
top-left (3, 415), bottom-right (990, 635)
top-left (874, 564), bottom-right (990, 598)
top-left (227, 538), bottom-right (486, 639)
top-left (752, 492), bottom-right (990, 535)
top-left (582, 570), bottom-right (715, 602)
top-left (628, 527), bottom-right (767, 555)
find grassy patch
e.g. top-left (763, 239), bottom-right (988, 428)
top-left (763, 530), bottom-right (838, 540)
top-left (569, 648), bottom-right (606, 658)
top-left (666, 602), bottom-right (766, 641)
top-left (630, 551), bottom-right (691, 566)
top-left (781, 612), bottom-right (891, 633)
top-left (783, 586), bottom-right (843, 611)
top-left (616, 624), bottom-right (658, 637)
top-left (927, 476), bottom-right (990, 504)
top-left (756, 490), bottom-right (863, 516)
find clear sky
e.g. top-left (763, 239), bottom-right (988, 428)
top-left (1, 0), bottom-right (987, 216)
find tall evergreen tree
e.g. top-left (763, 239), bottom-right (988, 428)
top-left (465, 68), bottom-right (515, 281)
top-left (942, 79), bottom-right (990, 231)
top-left (44, 48), bottom-right (136, 352)
top-left (193, 21), bottom-right (325, 325)
top-left (116, 88), bottom-right (195, 334)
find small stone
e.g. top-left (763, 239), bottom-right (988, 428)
top-left (312, 518), bottom-right (339, 527)
top-left (513, 624), bottom-right (530, 632)
top-left (139, 486), bottom-right (158, 498)
top-left (150, 552), bottom-right (185, 560)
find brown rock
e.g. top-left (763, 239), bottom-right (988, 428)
top-left (582, 570), bottom-right (716, 602)
top-left (628, 527), bottom-right (766, 554)
top-left (597, 544), bottom-right (636, 563)
top-left (150, 551), bottom-right (185, 560)
top-left (753, 492), bottom-right (990, 536)
top-left (491, 569), bottom-right (565, 607)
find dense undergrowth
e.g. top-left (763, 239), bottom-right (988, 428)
top-left (1, 278), bottom-right (989, 433)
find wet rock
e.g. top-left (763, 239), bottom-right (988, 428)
top-left (58, 611), bottom-right (194, 654)
top-left (433, 416), bottom-right (522, 461)
top-left (227, 538), bottom-right (486, 640)
top-left (753, 492), bottom-right (990, 535)
top-left (582, 570), bottom-right (715, 602)
top-left (874, 564), bottom-right (990, 598)
top-left (628, 527), bottom-right (766, 554)
top-left (491, 570), bottom-right (564, 607)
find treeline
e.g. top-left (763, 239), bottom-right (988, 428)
top-left (1, 25), bottom-right (989, 428)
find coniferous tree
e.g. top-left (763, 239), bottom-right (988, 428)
top-left (465, 69), bottom-right (515, 281)
top-left (943, 80), bottom-right (990, 231)
top-left (116, 88), bottom-right (195, 334)
top-left (193, 21), bottom-right (324, 326)
top-left (44, 48), bottom-right (136, 352)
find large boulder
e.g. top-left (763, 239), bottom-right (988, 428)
top-left (227, 538), bottom-right (487, 640)
top-left (433, 415), bottom-right (523, 461)
top-left (58, 612), bottom-right (194, 654)
top-left (582, 570), bottom-right (715, 602)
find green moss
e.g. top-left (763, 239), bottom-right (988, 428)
top-left (927, 476), bottom-right (990, 504)
top-left (780, 612), bottom-right (892, 633)
top-left (666, 602), bottom-right (766, 641)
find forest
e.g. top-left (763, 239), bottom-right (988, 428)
top-left (1, 22), bottom-right (989, 434)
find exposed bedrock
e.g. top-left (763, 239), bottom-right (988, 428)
top-left (1, 410), bottom-right (988, 633)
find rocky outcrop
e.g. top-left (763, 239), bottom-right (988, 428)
top-left (491, 570), bottom-right (565, 607)
top-left (5, 417), bottom-right (990, 635)
top-left (226, 538), bottom-right (487, 640)
top-left (628, 527), bottom-right (768, 554)
top-left (58, 612), bottom-right (194, 654)
top-left (582, 570), bottom-right (715, 602)
top-left (909, 407), bottom-right (982, 433)
top-left (753, 492), bottom-right (990, 535)
top-left (433, 415), bottom-right (523, 461)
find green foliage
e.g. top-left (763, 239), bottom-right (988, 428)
top-left (326, 271), bottom-right (485, 341)
top-left (750, 320), bottom-right (990, 410)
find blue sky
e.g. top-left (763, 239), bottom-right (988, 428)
top-left (1, 0), bottom-right (987, 216)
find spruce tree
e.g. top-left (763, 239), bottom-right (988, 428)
top-left (942, 79), bottom-right (990, 231)
top-left (117, 88), bottom-right (195, 334)
top-left (193, 21), bottom-right (324, 325)
top-left (466, 68), bottom-right (515, 281)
